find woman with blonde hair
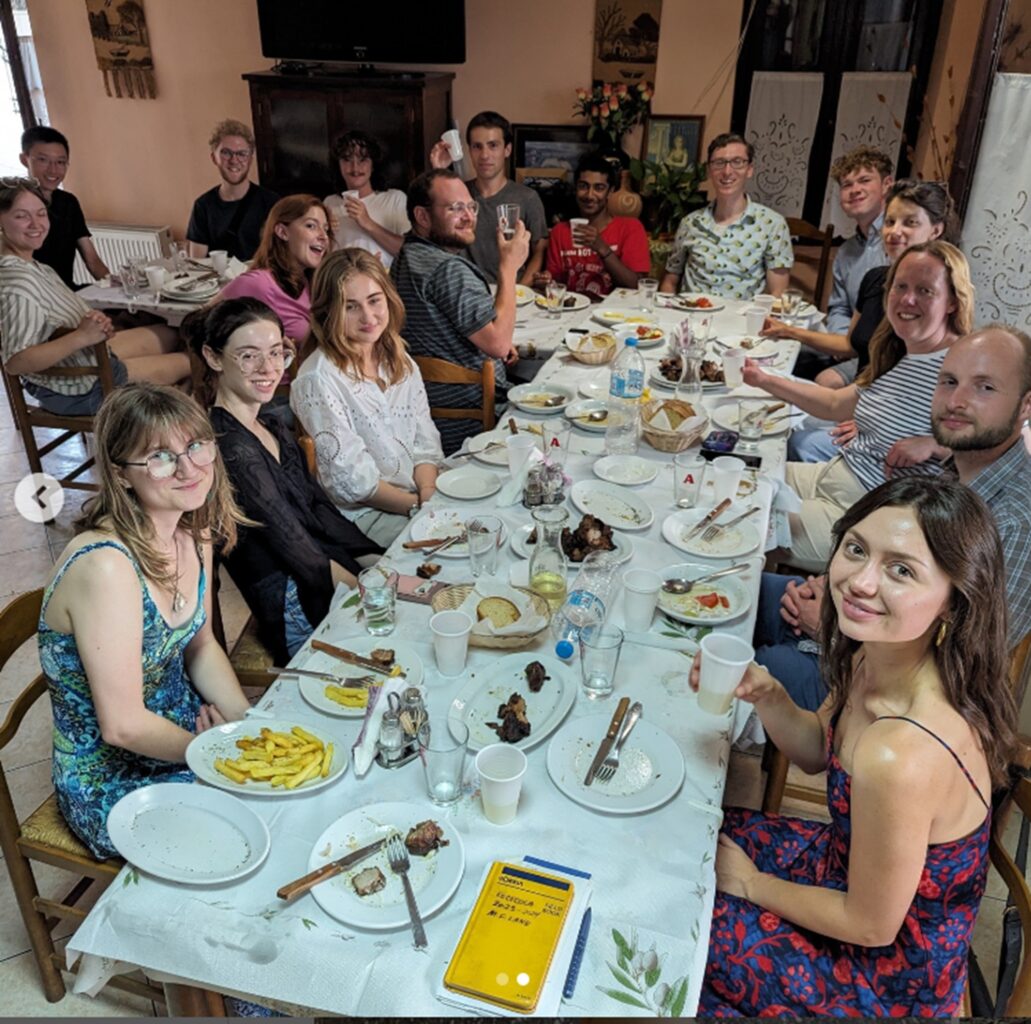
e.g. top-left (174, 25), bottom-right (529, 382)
top-left (290, 248), bottom-right (443, 547)
top-left (39, 384), bottom-right (252, 858)
top-left (219, 193), bottom-right (329, 346)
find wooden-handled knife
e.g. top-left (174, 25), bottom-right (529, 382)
top-left (277, 837), bottom-right (386, 901)
top-left (583, 697), bottom-right (630, 787)
top-left (683, 497), bottom-right (732, 541)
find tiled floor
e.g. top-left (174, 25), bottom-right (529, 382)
top-left (0, 398), bottom-right (1024, 1016)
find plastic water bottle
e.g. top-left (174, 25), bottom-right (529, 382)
top-left (552, 551), bottom-right (619, 659)
top-left (605, 336), bottom-right (646, 454)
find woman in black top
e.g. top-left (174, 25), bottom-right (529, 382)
top-left (183, 299), bottom-right (381, 662)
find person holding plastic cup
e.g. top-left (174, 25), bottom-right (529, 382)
top-left (694, 476), bottom-right (1016, 1018)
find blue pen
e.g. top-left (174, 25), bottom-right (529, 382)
top-left (562, 907), bottom-right (592, 999)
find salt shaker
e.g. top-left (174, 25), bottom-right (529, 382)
top-left (378, 709), bottom-right (404, 764)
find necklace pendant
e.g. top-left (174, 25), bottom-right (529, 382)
top-left (172, 590), bottom-right (186, 614)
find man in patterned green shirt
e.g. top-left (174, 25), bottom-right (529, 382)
top-left (660, 132), bottom-right (794, 300)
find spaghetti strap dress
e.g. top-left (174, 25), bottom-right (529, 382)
top-left (700, 714), bottom-right (990, 1017)
top-left (38, 539), bottom-right (206, 859)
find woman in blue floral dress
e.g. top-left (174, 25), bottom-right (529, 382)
top-left (693, 478), bottom-right (1017, 1016)
top-left (39, 384), bottom-right (252, 858)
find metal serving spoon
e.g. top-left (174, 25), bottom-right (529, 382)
top-left (661, 562), bottom-right (751, 594)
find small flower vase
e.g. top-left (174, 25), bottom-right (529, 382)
top-left (608, 168), bottom-right (643, 220)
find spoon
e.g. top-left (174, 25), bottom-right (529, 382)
top-left (661, 562), bottom-right (751, 594)
top-left (528, 394), bottom-right (566, 407)
top-left (575, 409), bottom-right (608, 422)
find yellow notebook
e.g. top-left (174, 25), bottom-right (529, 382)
top-left (443, 861), bottom-right (575, 1013)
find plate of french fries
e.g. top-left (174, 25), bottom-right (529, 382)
top-left (186, 719), bottom-right (347, 796)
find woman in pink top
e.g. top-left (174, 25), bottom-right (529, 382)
top-left (219, 194), bottom-right (329, 347)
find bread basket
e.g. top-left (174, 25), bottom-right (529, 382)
top-left (640, 398), bottom-right (708, 454)
top-left (431, 584), bottom-right (550, 650)
top-left (564, 331), bottom-right (617, 365)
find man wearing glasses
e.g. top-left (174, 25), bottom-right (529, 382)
top-left (392, 168), bottom-right (529, 454)
top-left (659, 132), bottom-right (793, 300)
top-left (186, 119), bottom-right (278, 262)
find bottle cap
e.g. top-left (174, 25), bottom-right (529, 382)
top-left (624, 337), bottom-right (638, 347)
top-left (555, 639), bottom-right (574, 659)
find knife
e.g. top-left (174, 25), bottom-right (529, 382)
top-left (683, 497), bottom-right (732, 541)
top-left (277, 837), bottom-right (386, 901)
top-left (583, 696), bottom-right (629, 788)
top-left (309, 639), bottom-right (402, 677)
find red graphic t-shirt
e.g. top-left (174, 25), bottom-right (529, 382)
top-left (546, 218), bottom-right (651, 299)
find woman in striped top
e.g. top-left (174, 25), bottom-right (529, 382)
top-left (742, 240), bottom-right (973, 571)
top-left (0, 179), bottom-right (189, 415)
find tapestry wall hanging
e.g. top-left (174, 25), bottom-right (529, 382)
top-left (85, 0), bottom-right (156, 99)
top-left (593, 0), bottom-right (662, 84)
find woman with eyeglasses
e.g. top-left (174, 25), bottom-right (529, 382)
top-left (218, 194), bottom-right (330, 350)
top-left (38, 384), bottom-right (252, 858)
top-left (185, 298), bottom-right (381, 661)
top-left (0, 178), bottom-right (189, 415)
top-left (534, 152), bottom-right (650, 298)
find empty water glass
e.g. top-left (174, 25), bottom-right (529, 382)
top-left (545, 280), bottom-right (567, 318)
top-left (357, 565), bottom-right (398, 635)
top-left (638, 277), bottom-right (658, 312)
top-left (782, 288), bottom-right (804, 321)
top-left (419, 720), bottom-right (468, 806)
top-left (541, 420), bottom-right (572, 468)
top-left (737, 399), bottom-right (767, 452)
top-left (120, 260), bottom-right (143, 314)
top-left (466, 515), bottom-right (503, 577)
top-left (580, 623), bottom-right (624, 699)
top-left (674, 452), bottom-right (706, 509)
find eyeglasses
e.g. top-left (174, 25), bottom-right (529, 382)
top-left (0, 175), bottom-right (41, 190)
top-left (218, 147), bottom-right (252, 162)
top-left (121, 440), bottom-right (217, 480)
top-left (436, 201), bottom-right (478, 216)
top-left (709, 157), bottom-right (750, 171)
top-left (225, 347), bottom-right (294, 373)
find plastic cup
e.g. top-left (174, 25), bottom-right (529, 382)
top-left (476, 744), bottom-right (528, 825)
top-left (722, 348), bottom-right (746, 388)
top-left (744, 307), bottom-right (766, 335)
top-left (638, 277), bottom-right (658, 312)
top-left (357, 565), bottom-right (398, 635)
top-left (569, 217), bottom-right (589, 246)
top-left (144, 265), bottom-right (167, 294)
top-left (441, 128), bottom-right (464, 162)
top-left (753, 294), bottom-right (776, 314)
top-left (498, 203), bottom-right (520, 240)
top-left (698, 633), bottom-right (754, 715)
top-left (430, 610), bottom-right (473, 677)
top-left (420, 720), bottom-right (468, 806)
top-left (622, 569), bottom-right (661, 632)
top-left (506, 434), bottom-right (537, 476)
top-left (710, 455), bottom-right (746, 504)
top-left (466, 515), bottom-right (503, 578)
top-left (674, 452), bottom-right (706, 509)
top-left (209, 250), bottom-right (229, 275)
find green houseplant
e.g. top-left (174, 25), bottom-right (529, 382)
top-left (629, 157), bottom-right (708, 238)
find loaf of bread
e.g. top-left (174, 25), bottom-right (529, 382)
top-left (476, 596), bottom-right (520, 628)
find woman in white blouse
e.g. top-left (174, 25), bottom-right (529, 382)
top-left (323, 132), bottom-right (410, 269)
top-left (291, 248), bottom-right (442, 547)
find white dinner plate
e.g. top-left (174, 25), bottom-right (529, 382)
top-left (711, 402), bottom-right (791, 436)
top-left (673, 293), bottom-right (726, 312)
top-left (591, 308), bottom-right (658, 327)
top-left (299, 638), bottom-right (425, 718)
top-left (107, 782), bottom-right (271, 885)
top-left (770, 298), bottom-right (816, 319)
top-left (186, 718), bottom-right (348, 797)
top-left (592, 454), bottom-right (658, 486)
top-left (488, 283), bottom-right (536, 306)
top-left (509, 522), bottom-right (633, 567)
top-left (546, 715), bottom-right (685, 814)
top-left (465, 422), bottom-right (544, 465)
top-left (713, 334), bottom-right (781, 359)
top-left (661, 505), bottom-right (761, 558)
top-left (447, 653), bottom-right (576, 752)
top-left (161, 276), bottom-right (220, 301)
top-left (564, 399), bottom-right (609, 432)
top-left (655, 562), bottom-right (751, 625)
top-left (571, 479), bottom-right (654, 531)
top-left (407, 506), bottom-right (508, 557)
top-left (648, 368), bottom-right (726, 392)
top-left (535, 291), bottom-right (590, 313)
top-left (623, 325), bottom-right (667, 349)
top-left (578, 371), bottom-right (610, 401)
top-left (507, 383), bottom-right (575, 415)
top-left (307, 802), bottom-right (465, 930)
top-left (435, 466), bottom-right (502, 501)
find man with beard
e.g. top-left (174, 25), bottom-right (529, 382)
top-left (186, 119), bottom-right (278, 261)
top-left (391, 168), bottom-right (529, 453)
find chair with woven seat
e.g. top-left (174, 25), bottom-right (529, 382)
top-left (413, 354), bottom-right (496, 432)
top-left (4, 340), bottom-right (116, 496)
top-left (0, 588), bottom-right (161, 1005)
top-left (785, 218), bottom-right (835, 309)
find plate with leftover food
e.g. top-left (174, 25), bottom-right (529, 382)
top-left (564, 398), bottom-right (609, 432)
top-left (592, 454), bottom-right (659, 486)
top-left (673, 293), bottom-right (725, 312)
top-left (711, 402), bottom-right (791, 436)
top-left (591, 308), bottom-right (659, 327)
top-left (536, 291), bottom-right (590, 312)
top-left (655, 562), bottom-right (751, 625)
top-left (713, 334), bottom-right (780, 359)
top-left (407, 507), bottom-right (508, 558)
top-left (650, 356), bottom-right (727, 391)
top-left (465, 422), bottom-right (543, 465)
top-left (571, 480), bottom-right (654, 531)
top-left (661, 504), bottom-right (761, 558)
top-left (507, 383), bottom-right (575, 415)
top-left (509, 515), bottom-right (633, 567)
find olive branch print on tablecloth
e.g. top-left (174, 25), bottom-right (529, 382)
top-left (597, 926), bottom-right (689, 1016)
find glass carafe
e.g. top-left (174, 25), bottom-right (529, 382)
top-left (529, 506), bottom-right (568, 614)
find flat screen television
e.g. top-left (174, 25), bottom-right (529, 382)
top-left (256, 1), bottom-right (466, 65)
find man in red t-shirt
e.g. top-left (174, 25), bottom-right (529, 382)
top-left (536, 153), bottom-right (650, 299)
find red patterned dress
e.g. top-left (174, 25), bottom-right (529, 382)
top-left (700, 715), bottom-right (990, 1017)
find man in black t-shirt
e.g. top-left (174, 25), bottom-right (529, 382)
top-left (186, 119), bottom-right (278, 262)
top-left (19, 126), bottom-right (109, 288)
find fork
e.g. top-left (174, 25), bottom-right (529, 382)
top-left (386, 834), bottom-right (427, 948)
top-left (701, 505), bottom-right (761, 543)
top-left (595, 701), bottom-right (642, 782)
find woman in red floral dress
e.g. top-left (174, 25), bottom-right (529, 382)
top-left (694, 477), bottom-right (1017, 1017)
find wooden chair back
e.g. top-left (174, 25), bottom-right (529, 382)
top-left (785, 218), bottom-right (835, 308)
top-left (413, 355), bottom-right (496, 431)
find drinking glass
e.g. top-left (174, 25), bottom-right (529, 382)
top-left (737, 399), bottom-right (767, 452)
top-left (579, 623), bottom-right (624, 699)
top-left (674, 452), bottom-right (706, 509)
top-left (782, 288), bottom-right (804, 321)
top-left (545, 280), bottom-right (568, 318)
top-left (120, 259), bottom-right (143, 314)
top-left (497, 203), bottom-right (520, 240)
top-left (466, 515), bottom-right (503, 577)
top-left (170, 240), bottom-right (189, 275)
top-left (569, 217), bottom-right (588, 246)
top-left (419, 721), bottom-right (468, 806)
top-left (357, 565), bottom-right (398, 635)
top-left (638, 277), bottom-right (658, 312)
top-left (541, 420), bottom-right (572, 468)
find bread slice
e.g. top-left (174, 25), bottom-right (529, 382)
top-left (476, 596), bottom-right (520, 628)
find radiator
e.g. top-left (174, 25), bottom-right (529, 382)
top-left (72, 223), bottom-right (173, 285)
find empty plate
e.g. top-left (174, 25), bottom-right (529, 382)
top-left (435, 467), bottom-right (502, 500)
top-left (592, 455), bottom-right (658, 486)
top-left (661, 505), bottom-right (761, 558)
top-left (571, 480), bottom-right (654, 531)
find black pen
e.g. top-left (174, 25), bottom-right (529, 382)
top-left (562, 907), bottom-right (592, 999)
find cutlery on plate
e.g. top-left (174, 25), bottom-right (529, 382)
top-left (508, 417), bottom-right (520, 435)
top-left (683, 498), bottom-right (732, 541)
top-left (661, 562), bottom-right (752, 594)
top-left (451, 441), bottom-right (505, 462)
top-left (402, 534), bottom-right (465, 550)
top-left (309, 639), bottom-right (403, 677)
top-left (262, 665), bottom-right (342, 683)
top-left (276, 837), bottom-right (386, 901)
top-left (386, 834), bottom-right (427, 948)
top-left (583, 696), bottom-right (629, 788)
top-left (595, 701), bottom-right (642, 783)
top-left (701, 505), bottom-right (761, 542)
top-left (425, 534), bottom-right (464, 557)
top-left (575, 409), bottom-right (607, 423)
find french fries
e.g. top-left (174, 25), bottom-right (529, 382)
top-left (324, 684), bottom-right (369, 709)
top-left (213, 726), bottom-right (334, 789)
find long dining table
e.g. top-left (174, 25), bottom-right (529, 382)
top-left (65, 289), bottom-right (802, 1017)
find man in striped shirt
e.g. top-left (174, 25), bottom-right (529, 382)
top-left (391, 168), bottom-right (528, 453)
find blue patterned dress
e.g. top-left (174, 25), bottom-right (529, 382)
top-left (39, 539), bottom-right (206, 858)
top-left (700, 715), bottom-right (990, 1017)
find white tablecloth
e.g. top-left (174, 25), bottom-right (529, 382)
top-left (66, 290), bottom-right (800, 1017)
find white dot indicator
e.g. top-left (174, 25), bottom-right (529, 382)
top-left (495, 972), bottom-right (509, 986)
top-left (516, 972), bottom-right (530, 986)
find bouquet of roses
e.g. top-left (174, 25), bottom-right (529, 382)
top-left (574, 81), bottom-right (652, 149)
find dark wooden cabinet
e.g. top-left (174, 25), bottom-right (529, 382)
top-left (243, 70), bottom-right (454, 199)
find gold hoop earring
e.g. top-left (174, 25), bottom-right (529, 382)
top-left (935, 620), bottom-right (948, 648)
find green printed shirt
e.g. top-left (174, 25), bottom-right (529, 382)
top-left (665, 199), bottom-right (794, 299)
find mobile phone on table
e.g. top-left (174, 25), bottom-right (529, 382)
top-left (699, 430), bottom-right (763, 468)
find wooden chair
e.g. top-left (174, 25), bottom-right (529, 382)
top-left (785, 218), bottom-right (835, 309)
top-left (413, 355), bottom-right (496, 431)
top-left (0, 589), bottom-right (162, 1005)
top-left (4, 340), bottom-right (117, 495)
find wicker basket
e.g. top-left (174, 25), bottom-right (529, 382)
top-left (565, 332), bottom-right (617, 365)
top-left (641, 399), bottom-right (708, 453)
top-left (431, 584), bottom-right (550, 650)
